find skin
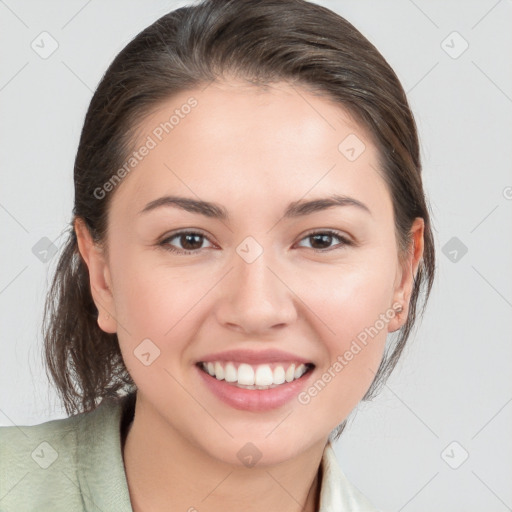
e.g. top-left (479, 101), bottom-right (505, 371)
top-left (75, 80), bottom-right (424, 512)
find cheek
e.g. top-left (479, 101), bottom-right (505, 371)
top-left (109, 248), bottom-right (218, 359)
top-left (298, 251), bottom-right (397, 345)
top-left (108, 247), bottom-right (175, 336)
top-left (291, 252), bottom-right (397, 419)
top-left (110, 255), bottom-right (209, 395)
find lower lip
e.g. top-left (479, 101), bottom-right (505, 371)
top-left (196, 364), bottom-right (314, 412)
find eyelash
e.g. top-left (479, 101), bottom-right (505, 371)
top-left (158, 229), bottom-right (353, 255)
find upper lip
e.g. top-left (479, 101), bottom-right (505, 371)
top-left (198, 349), bottom-right (314, 366)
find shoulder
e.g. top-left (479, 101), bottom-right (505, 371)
top-left (0, 393), bottom-right (135, 512)
top-left (0, 408), bottom-right (87, 511)
top-left (0, 408), bottom-right (83, 453)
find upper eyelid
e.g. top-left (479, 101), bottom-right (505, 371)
top-left (161, 228), bottom-right (212, 241)
top-left (301, 228), bottom-right (349, 238)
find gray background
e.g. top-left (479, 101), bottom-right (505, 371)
top-left (1, 1), bottom-right (511, 511)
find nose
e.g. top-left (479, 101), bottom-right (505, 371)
top-left (214, 250), bottom-right (298, 335)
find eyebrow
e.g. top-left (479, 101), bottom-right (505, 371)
top-left (138, 194), bottom-right (372, 220)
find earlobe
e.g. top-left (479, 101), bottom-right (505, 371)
top-left (74, 217), bottom-right (118, 334)
top-left (387, 218), bottom-right (425, 333)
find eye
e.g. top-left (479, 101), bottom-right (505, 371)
top-left (158, 229), bottom-right (352, 255)
top-left (296, 230), bottom-right (353, 252)
top-left (159, 231), bottom-right (214, 254)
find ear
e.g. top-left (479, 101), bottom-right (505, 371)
top-left (387, 217), bottom-right (425, 333)
top-left (74, 217), bottom-right (118, 334)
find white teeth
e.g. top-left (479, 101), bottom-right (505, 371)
top-left (201, 361), bottom-right (311, 387)
top-left (294, 364), bottom-right (307, 379)
top-left (224, 362), bottom-right (237, 382)
top-left (285, 364), bottom-right (296, 383)
top-left (273, 366), bottom-right (286, 385)
top-left (214, 362), bottom-right (225, 380)
top-left (255, 365), bottom-right (274, 386)
top-left (237, 363), bottom-right (255, 385)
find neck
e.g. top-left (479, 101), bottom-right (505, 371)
top-left (121, 394), bottom-right (325, 512)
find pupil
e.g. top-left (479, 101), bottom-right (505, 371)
top-left (311, 234), bottom-right (331, 249)
top-left (181, 234), bottom-right (202, 250)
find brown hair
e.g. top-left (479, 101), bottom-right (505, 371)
top-left (43, 0), bottom-right (435, 440)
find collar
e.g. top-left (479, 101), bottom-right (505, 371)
top-left (76, 393), bottom-right (134, 511)
top-left (76, 392), bottom-right (378, 511)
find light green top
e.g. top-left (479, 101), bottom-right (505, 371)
top-left (0, 393), bottom-right (381, 511)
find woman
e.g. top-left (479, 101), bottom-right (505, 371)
top-left (0, 0), bottom-right (435, 510)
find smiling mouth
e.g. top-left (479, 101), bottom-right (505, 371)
top-left (197, 360), bottom-right (315, 390)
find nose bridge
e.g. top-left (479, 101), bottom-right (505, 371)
top-left (215, 240), bottom-right (297, 333)
top-left (238, 249), bottom-right (276, 301)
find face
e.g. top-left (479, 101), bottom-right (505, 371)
top-left (77, 80), bottom-right (423, 466)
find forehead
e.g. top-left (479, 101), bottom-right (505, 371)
top-left (109, 80), bottom-right (391, 220)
